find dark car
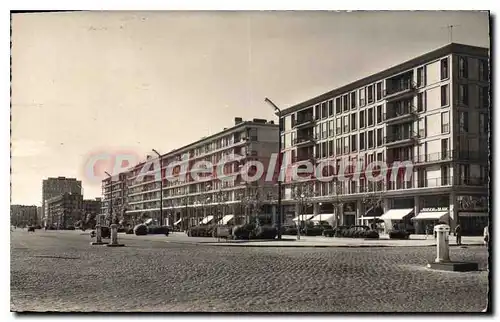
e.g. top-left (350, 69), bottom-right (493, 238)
top-left (27, 226), bottom-right (35, 232)
top-left (90, 226), bottom-right (110, 238)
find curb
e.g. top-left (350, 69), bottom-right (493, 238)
top-left (161, 240), bottom-right (485, 248)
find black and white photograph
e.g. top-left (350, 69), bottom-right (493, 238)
top-left (9, 9), bottom-right (491, 313)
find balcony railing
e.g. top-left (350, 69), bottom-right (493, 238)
top-left (293, 135), bottom-right (317, 146)
top-left (384, 105), bottom-right (417, 122)
top-left (385, 132), bottom-right (419, 145)
top-left (415, 176), bottom-right (487, 188)
top-left (383, 80), bottom-right (417, 100)
top-left (293, 114), bottom-right (315, 128)
top-left (293, 156), bottom-right (316, 164)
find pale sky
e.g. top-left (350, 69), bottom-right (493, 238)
top-left (11, 11), bottom-right (489, 205)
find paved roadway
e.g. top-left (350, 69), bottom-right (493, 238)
top-left (11, 230), bottom-right (489, 312)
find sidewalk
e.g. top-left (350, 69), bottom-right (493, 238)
top-left (118, 232), bottom-right (485, 248)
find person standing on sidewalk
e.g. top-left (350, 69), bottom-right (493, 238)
top-left (454, 223), bottom-right (462, 246)
top-left (484, 225), bottom-right (489, 248)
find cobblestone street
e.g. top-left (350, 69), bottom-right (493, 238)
top-left (11, 230), bottom-right (489, 312)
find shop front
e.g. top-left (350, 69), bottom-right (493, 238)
top-left (379, 208), bottom-right (414, 233)
top-left (412, 207), bottom-right (450, 234)
top-left (457, 195), bottom-right (489, 236)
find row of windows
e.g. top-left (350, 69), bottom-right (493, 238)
top-left (457, 84), bottom-right (490, 108)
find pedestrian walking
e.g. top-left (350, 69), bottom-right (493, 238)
top-left (454, 223), bottom-right (462, 246)
top-left (483, 225), bottom-right (489, 248)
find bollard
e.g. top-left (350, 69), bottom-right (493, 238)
top-left (106, 224), bottom-right (125, 247)
top-left (90, 224), bottom-right (107, 245)
top-left (434, 224), bottom-right (450, 263)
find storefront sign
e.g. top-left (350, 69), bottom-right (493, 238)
top-left (421, 207), bottom-right (448, 212)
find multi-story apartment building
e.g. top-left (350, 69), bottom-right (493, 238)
top-left (83, 198), bottom-right (102, 216)
top-left (279, 43), bottom-right (489, 235)
top-left (46, 192), bottom-right (84, 228)
top-left (11, 205), bottom-right (37, 227)
top-left (42, 177), bottom-right (82, 224)
top-left (101, 118), bottom-right (279, 228)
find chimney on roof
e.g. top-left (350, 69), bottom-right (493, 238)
top-left (252, 118), bottom-right (267, 124)
top-left (234, 117), bottom-right (243, 125)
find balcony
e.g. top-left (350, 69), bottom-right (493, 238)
top-left (293, 114), bottom-right (315, 129)
top-left (293, 135), bottom-right (317, 147)
top-left (414, 150), bottom-right (453, 165)
top-left (385, 132), bottom-right (419, 147)
top-left (415, 176), bottom-right (487, 188)
top-left (383, 79), bottom-right (417, 102)
top-left (384, 105), bottom-right (417, 125)
top-left (292, 156), bottom-right (316, 165)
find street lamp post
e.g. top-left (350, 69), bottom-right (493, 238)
top-left (152, 149), bottom-right (164, 227)
top-left (264, 97), bottom-right (282, 240)
top-left (104, 171), bottom-right (113, 225)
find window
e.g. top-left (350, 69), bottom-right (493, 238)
top-left (359, 88), bottom-right (366, 107)
top-left (441, 139), bottom-right (449, 159)
top-left (419, 117), bottom-right (426, 138)
top-left (343, 115), bottom-right (349, 133)
top-left (359, 110), bottom-right (366, 128)
top-left (351, 92), bottom-right (356, 109)
top-left (315, 125), bottom-right (320, 140)
top-left (459, 111), bottom-right (469, 133)
top-left (335, 97), bottom-right (342, 114)
top-left (328, 140), bottom-right (334, 157)
top-left (417, 92), bottom-right (425, 112)
top-left (376, 105), bottom-right (382, 124)
top-left (459, 57), bottom-right (468, 79)
top-left (351, 134), bottom-right (357, 152)
top-left (321, 102), bottom-right (328, 119)
top-left (367, 131), bottom-right (374, 149)
top-left (315, 105), bottom-right (320, 119)
top-left (479, 59), bottom-right (488, 81)
top-left (441, 58), bottom-right (449, 80)
top-left (351, 113), bottom-right (357, 131)
top-left (377, 152), bottom-right (383, 161)
top-left (376, 128), bottom-right (383, 147)
top-left (336, 139), bottom-right (342, 155)
top-left (376, 82), bottom-right (382, 101)
top-left (479, 113), bottom-right (487, 134)
top-left (367, 108), bottom-right (374, 126)
top-left (359, 132), bottom-right (366, 150)
top-left (343, 95), bottom-right (349, 112)
top-left (322, 142), bottom-right (327, 158)
top-left (329, 120), bottom-right (334, 137)
top-left (322, 122), bottom-right (327, 139)
top-left (441, 166), bottom-right (449, 185)
top-left (441, 84), bottom-right (449, 107)
top-left (417, 66), bottom-right (425, 87)
top-left (336, 118), bottom-right (342, 135)
top-left (479, 86), bottom-right (489, 108)
top-left (367, 85), bottom-right (374, 103)
top-left (328, 100), bottom-right (334, 117)
top-left (441, 112), bottom-right (450, 133)
top-left (458, 84), bottom-right (469, 106)
top-left (343, 137), bottom-right (350, 154)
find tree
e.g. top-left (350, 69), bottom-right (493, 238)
top-left (361, 180), bottom-right (386, 228)
top-left (291, 180), bottom-right (316, 240)
top-left (329, 181), bottom-right (345, 229)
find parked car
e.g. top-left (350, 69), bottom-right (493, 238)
top-left (389, 230), bottom-right (410, 240)
top-left (133, 224), bottom-right (148, 236)
top-left (27, 226), bottom-right (35, 232)
top-left (90, 226), bottom-right (110, 238)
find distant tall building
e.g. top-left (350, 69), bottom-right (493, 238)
top-left (46, 193), bottom-right (83, 228)
top-left (11, 205), bottom-right (37, 227)
top-left (42, 177), bottom-right (82, 223)
top-left (83, 198), bottom-right (102, 216)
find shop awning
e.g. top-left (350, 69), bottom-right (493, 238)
top-left (199, 215), bottom-right (214, 225)
top-left (380, 208), bottom-right (414, 220)
top-left (359, 216), bottom-right (378, 220)
top-left (174, 218), bottom-right (182, 225)
top-left (310, 214), bottom-right (334, 222)
top-left (292, 214), bottom-right (315, 222)
top-left (413, 211), bottom-right (449, 221)
top-left (219, 214), bottom-right (234, 225)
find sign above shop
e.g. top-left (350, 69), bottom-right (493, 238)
top-left (421, 207), bottom-right (449, 212)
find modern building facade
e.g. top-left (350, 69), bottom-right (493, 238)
top-left (102, 118), bottom-right (280, 228)
top-left (45, 192), bottom-right (84, 228)
top-left (11, 205), bottom-right (37, 227)
top-left (42, 177), bottom-right (82, 224)
top-left (279, 43), bottom-right (489, 235)
top-left (83, 198), bottom-right (102, 216)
